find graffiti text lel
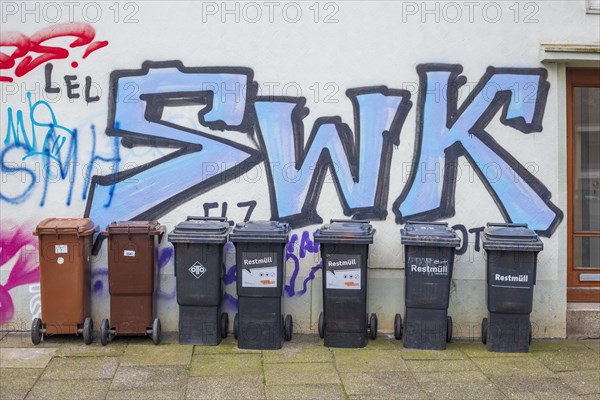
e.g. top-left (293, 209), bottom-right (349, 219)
top-left (83, 61), bottom-right (562, 242)
top-left (44, 63), bottom-right (100, 103)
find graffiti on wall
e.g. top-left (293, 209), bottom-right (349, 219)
top-left (1, 94), bottom-right (121, 207)
top-left (0, 22), bottom-right (108, 82)
top-left (83, 61), bottom-right (562, 238)
top-left (0, 222), bottom-right (39, 324)
top-left (393, 64), bottom-right (561, 236)
top-left (1, 47), bottom-right (566, 324)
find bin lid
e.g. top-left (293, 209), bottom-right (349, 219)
top-left (168, 217), bottom-right (231, 244)
top-left (229, 220), bottom-right (290, 243)
top-left (34, 218), bottom-right (98, 236)
top-left (400, 221), bottom-right (460, 248)
top-left (102, 221), bottom-right (165, 236)
top-left (482, 223), bottom-right (543, 252)
top-left (314, 219), bottom-right (375, 244)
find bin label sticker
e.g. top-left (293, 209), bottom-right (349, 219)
top-left (241, 252), bottom-right (278, 288)
top-left (55, 245), bottom-right (68, 254)
top-left (492, 272), bottom-right (531, 288)
top-left (325, 254), bottom-right (362, 290)
top-left (242, 266), bottom-right (278, 287)
top-left (407, 257), bottom-right (449, 276)
top-left (189, 261), bottom-right (207, 279)
top-left (57, 257), bottom-right (65, 265)
top-left (124, 250), bottom-right (136, 257)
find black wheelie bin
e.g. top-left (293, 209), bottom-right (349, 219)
top-left (168, 216), bottom-right (232, 345)
top-left (481, 223), bottom-right (543, 353)
top-left (314, 219), bottom-right (377, 348)
top-left (230, 221), bottom-right (293, 350)
top-left (395, 221), bottom-right (460, 350)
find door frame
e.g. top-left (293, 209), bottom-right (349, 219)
top-left (566, 67), bottom-right (600, 302)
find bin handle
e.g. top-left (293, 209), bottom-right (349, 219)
top-left (486, 222), bottom-right (528, 228)
top-left (186, 216), bottom-right (228, 222)
top-left (52, 225), bottom-right (83, 238)
top-left (405, 220), bottom-right (448, 226)
top-left (329, 219), bottom-right (370, 224)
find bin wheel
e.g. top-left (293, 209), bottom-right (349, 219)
top-left (83, 317), bottom-right (93, 345)
top-left (394, 314), bottom-right (403, 340)
top-left (220, 313), bottom-right (229, 339)
top-left (446, 316), bottom-right (453, 343)
top-left (318, 312), bottom-right (325, 339)
top-left (481, 318), bottom-right (488, 344)
top-left (233, 313), bottom-right (239, 340)
top-left (151, 318), bottom-right (161, 345)
top-left (284, 315), bottom-right (293, 341)
top-left (528, 321), bottom-right (532, 345)
top-left (100, 319), bottom-right (111, 346)
top-left (31, 318), bottom-right (43, 345)
top-left (369, 313), bottom-right (378, 340)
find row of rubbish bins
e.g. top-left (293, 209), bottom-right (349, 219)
top-left (31, 217), bottom-right (542, 353)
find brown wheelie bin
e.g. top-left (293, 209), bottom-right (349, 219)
top-left (99, 221), bottom-right (165, 345)
top-left (32, 218), bottom-right (98, 345)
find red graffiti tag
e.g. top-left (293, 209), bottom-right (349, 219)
top-left (0, 221), bottom-right (39, 324)
top-left (0, 22), bottom-right (109, 83)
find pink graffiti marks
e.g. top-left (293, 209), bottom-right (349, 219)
top-left (0, 22), bottom-right (109, 82)
top-left (0, 222), bottom-right (39, 324)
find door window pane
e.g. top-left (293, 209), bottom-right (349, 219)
top-left (573, 87), bottom-right (600, 232)
top-left (574, 236), bottom-right (600, 269)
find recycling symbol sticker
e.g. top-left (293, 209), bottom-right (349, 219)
top-left (189, 261), bottom-right (207, 279)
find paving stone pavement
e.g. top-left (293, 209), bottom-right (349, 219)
top-left (0, 331), bottom-right (598, 400)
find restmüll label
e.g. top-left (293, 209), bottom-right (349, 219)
top-left (325, 254), bottom-right (362, 290)
top-left (407, 257), bottom-right (449, 276)
top-left (241, 252), bottom-right (278, 288)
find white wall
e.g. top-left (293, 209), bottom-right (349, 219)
top-left (2, 0), bottom-right (599, 338)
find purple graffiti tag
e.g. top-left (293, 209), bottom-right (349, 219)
top-left (222, 293), bottom-right (238, 309)
top-left (91, 268), bottom-right (108, 296)
top-left (284, 253), bottom-right (300, 297)
top-left (284, 230), bottom-right (321, 297)
top-left (299, 229), bottom-right (319, 258)
top-left (298, 262), bottom-right (322, 297)
top-left (224, 265), bottom-right (236, 285)
top-left (156, 247), bottom-right (176, 300)
top-left (158, 247), bottom-right (173, 270)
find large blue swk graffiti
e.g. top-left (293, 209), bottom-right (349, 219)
top-left (2, 60), bottom-right (562, 241)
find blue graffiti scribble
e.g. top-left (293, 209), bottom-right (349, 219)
top-left (3, 92), bottom-right (78, 206)
top-left (81, 123), bottom-right (121, 205)
top-left (1, 92), bottom-right (120, 207)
